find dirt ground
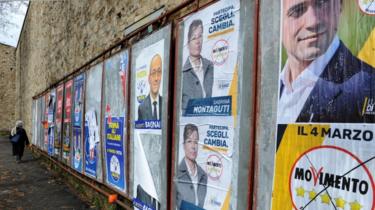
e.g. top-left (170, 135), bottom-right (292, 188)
top-left (0, 136), bottom-right (92, 210)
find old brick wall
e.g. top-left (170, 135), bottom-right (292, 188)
top-left (0, 44), bottom-right (16, 131)
top-left (15, 0), bottom-right (185, 135)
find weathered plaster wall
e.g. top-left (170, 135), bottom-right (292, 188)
top-left (15, 0), bottom-right (185, 134)
top-left (0, 44), bottom-right (16, 131)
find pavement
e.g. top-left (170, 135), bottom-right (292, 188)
top-left (0, 136), bottom-right (92, 210)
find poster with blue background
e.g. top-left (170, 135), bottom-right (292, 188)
top-left (48, 127), bottom-right (54, 156)
top-left (73, 74), bottom-right (84, 127)
top-left (84, 110), bottom-right (100, 178)
top-left (72, 127), bottom-right (83, 173)
top-left (105, 117), bottom-right (126, 191)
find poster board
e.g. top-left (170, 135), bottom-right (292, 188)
top-left (130, 24), bottom-right (171, 210)
top-left (272, 0), bottom-right (375, 209)
top-left (84, 63), bottom-right (103, 181)
top-left (174, 0), bottom-right (241, 209)
top-left (103, 49), bottom-right (129, 193)
top-left (72, 74), bottom-right (85, 173)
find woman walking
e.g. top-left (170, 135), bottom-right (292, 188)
top-left (9, 120), bottom-right (29, 163)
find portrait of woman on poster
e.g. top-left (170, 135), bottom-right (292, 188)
top-left (176, 123), bottom-right (207, 209)
top-left (181, 19), bottom-right (214, 112)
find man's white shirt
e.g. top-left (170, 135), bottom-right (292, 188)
top-left (277, 36), bottom-right (340, 123)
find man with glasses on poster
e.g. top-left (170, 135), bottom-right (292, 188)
top-left (278, 0), bottom-right (375, 123)
top-left (181, 19), bottom-right (214, 113)
top-left (138, 54), bottom-right (163, 121)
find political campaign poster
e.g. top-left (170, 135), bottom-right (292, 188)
top-left (72, 74), bottom-right (85, 173)
top-left (103, 49), bottom-right (128, 193)
top-left (174, 1), bottom-right (240, 209)
top-left (272, 0), bottom-right (375, 209)
top-left (54, 84), bottom-right (64, 158)
top-left (179, 0), bottom-right (240, 116)
top-left (134, 39), bottom-right (164, 129)
top-left (62, 79), bottom-right (73, 165)
top-left (73, 74), bottom-right (84, 127)
top-left (176, 116), bottom-right (234, 210)
top-left (131, 25), bottom-right (171, 210)
top-left (47, 89), bottom-right (56, 156)
top-left (43, 93), bottom-right (50, 152)
top-left (72, 126), bottom-right (83, 172)
top-left (48, 126), bottom-right (54, 156)
top-left (84, 63), bottom-right (103, 181)
top-left (105, 117), bottom-right (126, 192)
top-left (84, 110), bottom-right (100, 178)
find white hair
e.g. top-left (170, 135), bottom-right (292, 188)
top-left (11, 120), bottom-right (24, 136)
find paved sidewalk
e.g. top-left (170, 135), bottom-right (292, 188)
top-left (0, 136), bottom-right (91, 210)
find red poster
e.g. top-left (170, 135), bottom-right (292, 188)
top-left (64, 79), bottom-right (73, 123)
top-left (56, 84), bottom-right (64, 123)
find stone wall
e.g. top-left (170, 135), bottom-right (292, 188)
top-left (15, 0), bottom-right (185, 135)
top-left (0, 44), bottom-right (16, 131)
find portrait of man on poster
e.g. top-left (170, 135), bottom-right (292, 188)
top-left (138, 54), bottom-right (163, 121)
top-left (278, 0), bottom-right (375, 123)
top-left (176, 124), bottom-right (207, 209)
top-left (181, 19), bottom-right (214, 112)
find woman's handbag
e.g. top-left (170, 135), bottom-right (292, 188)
top-left (10, 134), bottom-right (20, 143)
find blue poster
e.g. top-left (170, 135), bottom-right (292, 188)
top-left (72, 127), bottom-right (82, 173)
top-left (105, 117), bottom-right (125, 191)
top-left (184, 96), bottom-right (232, 117)
top-left (84, 111), bottom-right (100, 178)
top-left (73, 74), bottom-right (84, 127)
top-left (48, 127), bottom-right (54, 156)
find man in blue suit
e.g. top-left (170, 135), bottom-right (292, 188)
top-left (278, 0), bottom-right (375, 123)
top-left (138, 54), bottom-right (163, 121)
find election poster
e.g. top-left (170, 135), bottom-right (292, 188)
top-left (105, 117), bottom-right (126, 192)
top-left (72, 126), bottom-right (83, 172)
top-left (73, 74), bottom-right (84, 127)
top-left (272, 0), bottom-right (375, 209)
top-left (179, 0), bottom-right (239, 117)
top-left (84, 110), bottom-right (100, 178)
top-left (47, 89), bottom-right (56, 156)
top-left (134, 39), bottom-right (164, 128)
top-left (84, 63), bottom-right (103, 181)
top-left (48, 126), bottom-right (54, 156)
top-left (72, 74), bottom-right (85, 173)
top-left (131, 25), bottom-right (171, 210)
top-left (177, 117), bottom-right (234, 210)
top-left (175, 1), bottom-right (240, 209)
top-left (54, 83), bottom-right (64, 158)
top-left (62, 79), bottom-right (73, 165)
top-left (43, 92), bottom-right (49, 152)
top-left (103, 49), bottom-right (128, 193)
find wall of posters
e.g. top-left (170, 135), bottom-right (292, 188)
top-left (84, 64), bottom-right (103, 181)
top-left (62, 79), bottom-right (73, 165)
top-left (272, 0), bottom-right (375, 209)
top-left (72, 74), bottom-right (85, 173)
top-left (131, 25), bottom-right (171, 210)
top-left (103, 49), bottom-right (128, 193)
top-left (174, 0), bottom-right (240, 209)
